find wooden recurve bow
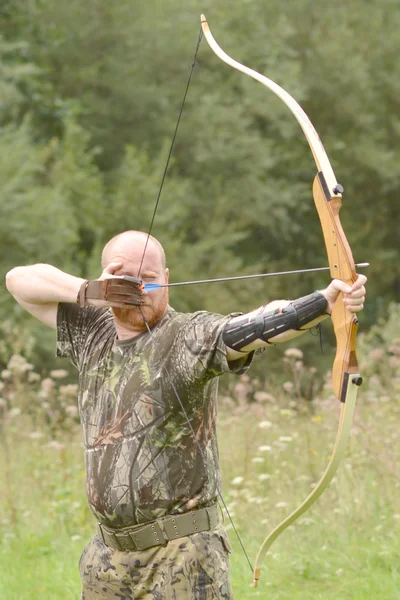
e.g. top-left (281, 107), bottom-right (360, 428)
top-left (200, 14), bottom-right (363, 587)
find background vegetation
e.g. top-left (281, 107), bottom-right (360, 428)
top-left (0, 0), bottom-right (399, 598)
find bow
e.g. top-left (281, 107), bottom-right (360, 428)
top-left (200, 14), bottom-right (363, 587)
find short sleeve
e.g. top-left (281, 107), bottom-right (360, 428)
top-left (182, 311), bottom-right (254, 380)
top-left (56, 303), bottom-right (112, 370)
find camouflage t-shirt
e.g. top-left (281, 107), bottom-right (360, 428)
top-left (56, 304), bottom-right (252, 529)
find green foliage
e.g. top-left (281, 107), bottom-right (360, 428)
top-left (0, 0), bottom-right (399, 364)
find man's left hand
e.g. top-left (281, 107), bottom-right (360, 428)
top-left (321, 274), bottom-right (367, 315)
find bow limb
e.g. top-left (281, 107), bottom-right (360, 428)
top-left (200, 14), bottom-right (362, 588)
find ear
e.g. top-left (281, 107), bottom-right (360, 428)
top-left (164, 268), bottom-right (169, 284)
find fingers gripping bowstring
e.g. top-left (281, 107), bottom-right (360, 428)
top-left (137, 26), bottom-right (203, 278)
top-left (139, 308), bottom-right (254, 572)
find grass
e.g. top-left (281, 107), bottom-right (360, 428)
top-left (1, 350), bottom-right (400, 599)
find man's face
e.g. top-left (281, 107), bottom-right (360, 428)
top-left (109, 239), bottom-right (169, 331)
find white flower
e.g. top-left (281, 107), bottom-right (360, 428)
top-left (8, 407), bottom-right (21, 418)
top-left (251, 457), bottom-right (265, 463)
top-left (258, 474), bottom-right (270, 482)
top-left (282, 381), bottom-right (294, 392)
top-left (259, 445), bottom-right (272, 452)
top-left (65, 405), bottom-right (78, 417)
top-left (29, 431), bottom-right (44, 440)
top-left (284, 348), bottom-right (303, 359)
top-left (279, 436), bottom-right (293, 442)
top-left (47, 440), bottom-right (65, 451)
top-left (28, 372), bottom-right (41, 383)
top-left (258, 420), bottom-right (272, 429)
top-left (254, 392), bottom-right (275, 403)
top-left (41, 378), bottom-right (55, 392)
top-left (231, 476), bottom-right (244, 486)
top-left (50, 369), bottom-right (69, 379)
top-left (8, 355), bottom-right (33, 372)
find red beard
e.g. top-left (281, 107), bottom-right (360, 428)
top-left (112, 290), bottom-right (169, 332)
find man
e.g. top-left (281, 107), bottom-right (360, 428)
top-left (5, 230), bottom-right (367, 599)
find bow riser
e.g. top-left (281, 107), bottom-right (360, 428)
top-left (312, 175), bottom-right (356, 283)
top-left (312, 174), bottom-right (359, 399)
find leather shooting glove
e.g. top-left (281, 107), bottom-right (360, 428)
top-left (77, 277), bottom-right (144, 308)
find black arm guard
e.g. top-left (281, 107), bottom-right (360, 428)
top-left (223, 291), bottom-right (328, 352)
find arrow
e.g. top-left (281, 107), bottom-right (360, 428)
top-left (122, 262), bottom-right (369, 291)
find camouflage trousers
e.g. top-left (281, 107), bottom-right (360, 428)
top-left (79, 525), bottom-right (234, 599)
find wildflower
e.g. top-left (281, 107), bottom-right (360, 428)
top-left (259, 445), bottom-right (272, 452)
top-left (258, 420), bottom-right (272, 429)
top-left (8, 407), bottom-right (21, 418)
top-left (47, 440), bottom-right (65, 451)
top-left (368, 348), bottom-right (385, 361)
top-left (28, 372), bottom-right (41, 383)
top-left (50, 369), bottom-right (69, 379)
top-left (251, 457), bottom-right (265, 463)
top-left (234, 382), bottom-right (250, 403)
top-left (275, 502), bottom-right (288, 508)
top-left (29, 431), bottom-right (44, 440)
top-left (41, 378), bottom-right (55, 392)
top-left (65, 405), bottom-right (78, 417)
top-left (231, 476), bottom-right (244, 486)
top-left (220, 395), bottom-right (235, 408)
top-left (254, 391), bottom-right (275, 403)
top-left (71, 535), bottom-right (82, 542)
top-left (280, 408), bottom-right (295, 417)
top-left (8, 355), bottom-right (34, 373)
top-left (1, 370), bottom-right (11, 380)
top-left (282, 381), bottom-right (294, 393)
top-left (279, 436), bottom-right (292, 442)
top-left (311, 415), bottom-right (322, 423)
top-left (258, 474), bottom-right (270, 482)
top-left (284, 348), bottom-right (303, 359)
top-left (59, 384), bottom-right (79, 397)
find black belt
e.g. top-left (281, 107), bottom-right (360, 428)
top-left (97, 503), bottom-right (219, 552)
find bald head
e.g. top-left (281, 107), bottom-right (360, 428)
top-left (101, 231), bottom-right (166, 272)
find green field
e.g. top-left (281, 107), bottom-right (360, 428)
top-left (1, 348), bottom-right (399, 599)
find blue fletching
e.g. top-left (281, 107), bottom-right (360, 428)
top-left (143, 283), bottom-right (162, 291)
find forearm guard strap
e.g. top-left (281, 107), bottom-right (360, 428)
top-left (223, 291), bottom-right (328, 351)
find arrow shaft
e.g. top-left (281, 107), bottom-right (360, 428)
top-left (138, 262), bottom-right (369, 290)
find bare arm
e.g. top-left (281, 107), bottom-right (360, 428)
top-left (5, 264), bottom-right (85, 328)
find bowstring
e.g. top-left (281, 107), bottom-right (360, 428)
top-left (137, 26), bottom-right (203, 278)
top-left (136, 26), bottom-right (253, 573)
top-left (139, 307), bottom-right (254, 573)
